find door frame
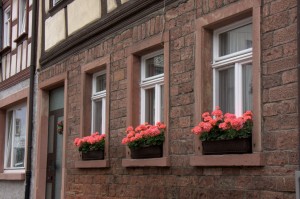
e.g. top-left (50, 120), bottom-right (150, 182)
top-left (35, 72), bottom-right (68, 199)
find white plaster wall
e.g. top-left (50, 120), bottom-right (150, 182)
top-left (121, 0), bottom-right (129, 4)
top-left (28, 11), bottom-right (32, 38)
top-left (12, 25), bottom-right (17, 50)
top-left (27, 43), bottom-right (31, 67)
top-left (7, 53), bottom-right (12, 76)
top-left (11, 54), bottom-right (17, 77)
top-left (0, 182), bottom-right (25, 199)
top-left (17, 44), bottom-right (22, 73)
top-left (22, 40), bottom-right (27, 70)
top-left (107, 0), bottom-right (117, 13)
top-left (67, 0), bottom-right (101, 35)
top-left (12, 0), bottom-right (18, 21)
top-left (45, 10), bottom-right (66, 50)
top-left (45, 0), bottom-right (50, 13)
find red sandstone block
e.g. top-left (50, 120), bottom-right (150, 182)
top-left (273, 24), bottom-right (296, 46)
top-left (262, 46), bottom-right (283, 62)
top-left (262, 32), bottom-right (273, 50)
top-left (260, 191), bottom-right (284, 199)
top-left (266, 56), bottom-right (297, 74)
top-left (262, 74), bottom-right (282, 89)
top-left (263, 11), bottom-right (289, 33)
top-left (282, 69), bottom-right (297, 84)
top-left (173, 37), bottom-right (185, 50)
top-left (268, 83), bottom-right (297, 102)
top-left (283, 41), bottom-right (297, 57)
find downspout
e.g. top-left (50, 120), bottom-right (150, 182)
top-left (298, 0), bottom-right (300, 171)
top-left (25, 0), bottom-right (38, 198)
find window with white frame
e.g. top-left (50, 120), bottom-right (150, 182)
top-left (213, 18), bottom-right (253, 116)
top-left (18, 0), bottom-right (27, 35)
top-left (4, 104), bottom-right (27, 170)
top-left (3, 7), bottom-right (11, 47)
top-left (91, 71), bottom-right (106, 134)
top-left (140, 50), bottom-right (164, 124)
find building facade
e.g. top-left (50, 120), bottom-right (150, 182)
top-left (0, 0), bottom-right (37, 198)
top-left (6, 0), bottom-right (298, 198)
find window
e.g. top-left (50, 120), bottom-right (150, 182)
top-left (140, 50), bottom-right (164, 124)
top-left (213, 18), bottom-right (252, 116)
top-left (18, 0), bottom-right (27, 35)
top-left (52, 0), bottom-right (62, 7)
top-left (4, 104), bottom-right (27, 170)
top-left (91, 70), bottom-right (106, 134)
top-left (3, 7), bottom-right (11, 47)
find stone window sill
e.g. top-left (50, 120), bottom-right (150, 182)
top-left (189, 153), bottom-right (264, 167)
top-left (122, 157), bottom-right (170, 167)
top-left (74, 159), bottom-right (109, 168)
top-left (0, 172), bottom-right (25, 180)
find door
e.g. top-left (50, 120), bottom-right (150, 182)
top-left (46, 87), bottom-right (64, 199)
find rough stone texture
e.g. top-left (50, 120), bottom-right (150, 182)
top-left (0, 181), bottom-right (25, 199)
top-left (38, 0), bottom-right (298, 198)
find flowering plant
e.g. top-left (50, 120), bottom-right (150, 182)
top-left (192, 107), bottom-right (253, 141)
top-left (74, 132), bottom-right (105, 153)
top-left (57, 121), bottom-right (63, 135)
top-left (122, 122), bottom-right (166, 149)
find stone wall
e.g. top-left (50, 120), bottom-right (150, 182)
top-left (39, 0), bottom-right (298, 198)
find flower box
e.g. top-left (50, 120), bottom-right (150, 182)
top-left (202, 137), bottom-right (252, 155)
top-left (122, 122), bottom-right (166, 159)
top-left (130, 145), bottom-right (163, 159)
top-left (81, 150), bottom-right (104, 160)
top-left (74, 132), bottom-right (105, 161)
top-left (192, 107), bottom-right (253, 155)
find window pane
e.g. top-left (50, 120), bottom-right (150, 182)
top-left (243, 63), bottom-right (253, 112)
top-left (19, 0), bottom-right (26, 34)
top-left (13, 106), bottom-right (26, 168)
top-left (145, 88), bottom-right (155, 125)
top-left (160, 85), bottom-right (164, 123)
top-left (5, 111), bottom-right (13, 168)
top-left (219, 24), bottom-right (252, 56)
top-left (94, 100), bottom-right (103, 133)
top-left (219, 67), bottom-right (235, 113)
top-left (96, 74), bottom-right (106, 92)
top-left (145, 54), bottom-right (164, 78)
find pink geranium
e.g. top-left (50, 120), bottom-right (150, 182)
top-left (122, 122), bottom-right (166, 148)
top-left (192, 107), bottom-right (253, 141)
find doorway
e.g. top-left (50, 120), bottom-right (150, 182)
top-left (45, 87), bottom-right (64, 199)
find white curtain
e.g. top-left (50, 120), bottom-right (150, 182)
top-left (219, 24), bottom-right (252, 56)
top-left (219, 67), bottom-right (235, 113)
top-left (243, 64), bottom-right (253, 111)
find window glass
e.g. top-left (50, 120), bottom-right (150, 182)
top-left (145, 54), bottom-right (164, 78)
top-left (243, 63), bottom-right (253, 112)
top-left (145, 88), bottom-right (155, 125)
top-left (95, 74), bottom-right (106, 93)
top-left (219, 23), bottom-right (252, 56)
top-left (94, 100), bottom-right (103, 133)
top-left (5, 105), bottom-right (26, 169)
top-left (92, 71), bottom-right (106, 134)
top-left (4, 8), bottom-right (11, 47)
top-left (160, 85), bottom-right (164, 123)
top-left (219, 66), bottom-right (235, 113)
top-left (18, 0), bottom-right (26, 35)
top-left (53, 0), bottom-right (62, 6)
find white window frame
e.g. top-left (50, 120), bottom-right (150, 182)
top-left (3, 7), bottom-right (11, 48)
top-left (91, 71), bottom-right (106, 134)
top-left (18, 0), bottom-right (27, 35)
top-left (140, 50), bottom-right (164, 124)
top-left (212, 18), bottom-right (253, 116)
top-left (4, 103), bottom-right (27, 171)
